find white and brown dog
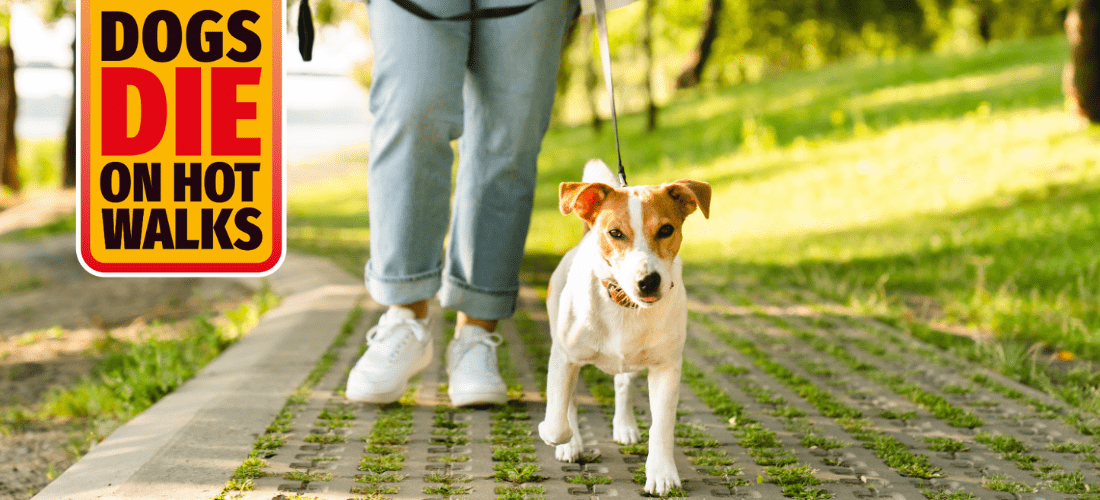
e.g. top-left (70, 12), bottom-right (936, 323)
top-left (538, 160), bottom-right (711, 495)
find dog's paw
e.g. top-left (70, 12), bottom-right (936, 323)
top-left (612, 418), bottom-right (641, 445)
top-left (555, 433), bottom-right (584, 462)
top-left (538, 420), bottom-right (572, 446)
top-left (644, 458), bottom-right (681, 496)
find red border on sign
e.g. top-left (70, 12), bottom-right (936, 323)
top-left (78, 1), bottom-right (284, 275)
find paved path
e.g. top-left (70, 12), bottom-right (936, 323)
top-left (32, 258), bottom-right (1098, 500)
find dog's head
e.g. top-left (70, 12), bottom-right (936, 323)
top-left (559, 179), bottom-right (711, 307)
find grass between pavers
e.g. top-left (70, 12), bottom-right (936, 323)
top-left (789, 313), bottom-right (1100, 493)
top-left (681, 361), bottom-right (829, 499)
top-left (215, 299), bottom-right (364, 500)
top-left (489, 318), bottom-right (549, 499)
top-left (690, 314), bottom-right (970, 499)
top-left (697, 311), bottom-right (1100, 497)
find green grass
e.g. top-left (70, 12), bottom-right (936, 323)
top-left (1, 287), bottom-right (278, 447)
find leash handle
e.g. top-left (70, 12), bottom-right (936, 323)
top-left (594, 0), bottom-right (627, 188)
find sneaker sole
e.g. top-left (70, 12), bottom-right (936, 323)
top-left (346, 338), bottom-right (434, 404)
top-left (449, 390), bottom-right (508, 407)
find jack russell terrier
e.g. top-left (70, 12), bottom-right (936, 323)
top-left (538, 160), bottom-right (711, 495)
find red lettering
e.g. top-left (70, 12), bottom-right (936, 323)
top-left (211, 66), bottom-right (261, 156)
top-left (101, 67), bottom-right (167, 156)
top-left (175, 67), bottom-right (201, 155)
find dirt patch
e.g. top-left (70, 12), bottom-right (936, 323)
top-left (0, 232), bottom-right (256, 500)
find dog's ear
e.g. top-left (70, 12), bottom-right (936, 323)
top-left (664, 180), bottom-right (711, 219)
top-left (560, 182), bottom-right (613, 222)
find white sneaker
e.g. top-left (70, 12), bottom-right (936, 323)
top-left (346, 307), bottom-right (434, 403)
top-left (447, 325), bottom-right (508, 407)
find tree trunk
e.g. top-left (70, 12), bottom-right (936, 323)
top-left (643, 0), bottom-right (657, 131)
top-left (0, 42), bottom-right (19, 194)
top-left (675, 0), bottom-right (722, 89)
top-left (64, 39), bottom-right (76, 187)
top-left (1069, 0), bottom-right (1100, 122)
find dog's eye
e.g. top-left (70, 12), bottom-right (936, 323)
top-left (657, 224), bottom-right (675, 238)
top-left (608, 229), bottom-right (625, 240)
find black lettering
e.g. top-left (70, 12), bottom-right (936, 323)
top-left (174, 162), bottom-right (202, 201)
top-left (134, 163), bottom-right (160, 202)
top-left (205, 162), bottom-right (235, 202)
top-left (234, 163), bottom-right (259, 202)
top-left (100, 162), bottom-right (130, 203)
top-left (226, 10), bottom-right (261, 63)
top-left (175, 209), bottom-right (199, 249)
top-left (186, 10), bottom-right (223, 63)
top-left (202, 208), bottom-right (234, 249)
top-left (233, 208), bottom-right (262, 250)
top-left (143, 10), bottom-right (183, 63)
top-left (101, 12), bottom-right (138, 61)
top-left (102, 208), bottom-right (143, 249)
top-left (142, 208), bottom-right (174, 249)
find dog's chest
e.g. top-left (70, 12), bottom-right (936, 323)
top-left (564, 309), bottom-right (680, 374)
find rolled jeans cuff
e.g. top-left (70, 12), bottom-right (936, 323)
top-left (439, 276), bottom-right (517, 320)
top-left (365, 261), bottom-right (442, 307)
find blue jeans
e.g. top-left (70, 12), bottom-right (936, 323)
top-left (365, 0), bottom-right (578, 319)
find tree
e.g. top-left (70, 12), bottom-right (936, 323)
top-left (1067, 0), bottom-right (1100, 122)
top-left (0, 1), bottom-right (18, 194)
top-left (642, 0), bottom-right (657, 130)
top-left (675, 0), bottom-right (721, 89)
top-left (43, 0), bottom-right (76, 188)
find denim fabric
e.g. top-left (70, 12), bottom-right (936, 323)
top-left (364, 0), bottom-right (578, 319)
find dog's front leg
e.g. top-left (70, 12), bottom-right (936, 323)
top-left (612, 372), bottom-right (641, 444)
top-left (555, 394), bottom-right (584, 462)
top-left (539, 343), bottom-right (580, 446)
top-left (644, 363), bottom-right (682, 496)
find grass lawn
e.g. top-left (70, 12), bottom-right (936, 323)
top-left (290, 35), bottom-right (1100, 413)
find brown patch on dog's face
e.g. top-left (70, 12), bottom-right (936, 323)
top-left (638, 186), bottom-right (687, 264)
top-left (591, 190), bottom-right (633, 266)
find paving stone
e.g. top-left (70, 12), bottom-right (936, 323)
top-left (33, 266), bottom-right (1100, 500)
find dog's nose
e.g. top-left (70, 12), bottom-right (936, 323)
top-left (638, 273), bottom-right (661, 294)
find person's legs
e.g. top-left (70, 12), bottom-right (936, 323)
top-left (365, 0), bottom-right (471, 308)
top-left (440, 0), bottom-right (580, 322)
top-left (348, 0), bottom-right (471, 404)
top-left (443, 0), bottom-right (580, 406)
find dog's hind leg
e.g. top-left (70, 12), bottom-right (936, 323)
top-left (555, 394), bottom-right (584, 462)
top-left (612, 371), bottom-right (641, 444)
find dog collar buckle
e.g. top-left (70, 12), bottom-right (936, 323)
top-left (601, 278), bottom-right (639, 309)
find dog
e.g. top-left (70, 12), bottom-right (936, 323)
top-left (538, 159), bottom-right (711, 495)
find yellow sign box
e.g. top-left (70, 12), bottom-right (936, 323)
top-left (78, 0), bottom-right (284, 276)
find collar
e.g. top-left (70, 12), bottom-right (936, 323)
top-left (601, 278), bottom-right (638, 309)
top-left (600, 278), bottom-right (676, 309)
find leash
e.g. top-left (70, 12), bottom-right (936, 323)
top-left (593, 0), bottom-right (628, 188)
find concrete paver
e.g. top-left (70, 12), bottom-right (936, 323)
top-left (31, 262), bottom-right (1100, 500)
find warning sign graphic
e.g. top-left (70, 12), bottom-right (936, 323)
top-left (78, 0), bottom-right (284, 276)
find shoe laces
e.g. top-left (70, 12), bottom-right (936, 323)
top-left (366, 315), bottom-right (427, 346)
top-left (449, 331), bottom-right (503, 370)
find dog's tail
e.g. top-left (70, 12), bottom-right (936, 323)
top-left (583, 159), bottom-right (618, 186)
